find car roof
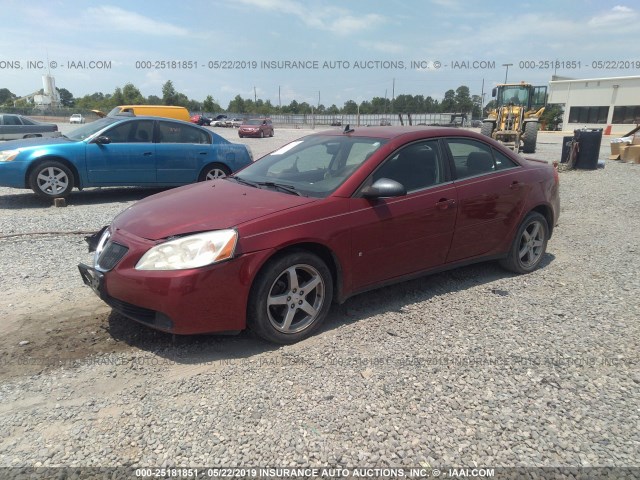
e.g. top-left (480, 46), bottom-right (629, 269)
top-left (313, 125), bottom-right (479, 139)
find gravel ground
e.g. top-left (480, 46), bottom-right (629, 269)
top-left (0, 127), bottom-right (638, 472)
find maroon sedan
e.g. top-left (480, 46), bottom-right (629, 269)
top-left (79, 126), bottom-right (559, 344)
top-left (238, 118), bottom-right (274, 138)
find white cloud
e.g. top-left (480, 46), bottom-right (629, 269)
top-left (587, 5), bottom-right (638, 27)
top-left (233, 0), bottom-right (385, 34)
top-left (84, 6), bottom-right (189, 36)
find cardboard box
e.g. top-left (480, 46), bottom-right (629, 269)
top-left (621, 145), bottom-right (640, 163)
top-left (610, 141), bottom-right (630, 160)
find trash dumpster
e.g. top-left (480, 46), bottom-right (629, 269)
top-left (574, 128), bottom-right (603, 170)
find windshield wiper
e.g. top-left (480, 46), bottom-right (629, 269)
top-left (255, 181), bottom-right (302, 196)
top-left (230, 176), bottom-right (259, 188)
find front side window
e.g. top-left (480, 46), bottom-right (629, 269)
top-left (371, 140), bottom-right (445, 192)
top-left (235, 135), bottom-right (387, 197)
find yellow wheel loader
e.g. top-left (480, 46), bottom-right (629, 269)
top-left (481, 82), bottom-right (547, 153)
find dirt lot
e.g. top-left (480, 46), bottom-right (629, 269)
top-left (1, 126), bottom-right (638, 469)
top-left (0, 127), bottom-right (612, 381)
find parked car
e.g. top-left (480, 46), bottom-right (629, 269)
top-left (69, 114), bottom-right (85, 124)
top-left (238, 119), bottom-right (274, 138)
top-left (0, 116), bottom-right (253, 199)
top-left (225, 118), bottom-right (243, 128)
top-left (78, 126), bottom-right (560, 344)
top-left (190, 114), bottom-right (211, 126)
top-left (0, 114), bottom-right (59, 141)
top-left (210, 114), bottom-right (228, 127)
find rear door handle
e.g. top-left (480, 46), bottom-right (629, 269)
top-left (509, 181), bottom-right (521, 189)
top-left (143, 152), bottom-right (153, 156)
top-left (436, 198), bottom-right (456, 210)
top-left (199, 152), bottom-right (208, 155)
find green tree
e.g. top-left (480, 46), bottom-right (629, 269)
top-left (203, 95), bottom-right (221, 113)
top-left (441, 89), bottom-right (456, 112)
top-left (147, 95), bottom-right (162, 104)
top-left (162, 80), bottom-right (178, 105)
top-left (56, 87), bottom-right (74, 107)
top-left (540, 104), bottom-right (564, 130)
top-left (0, 88), bottom-right (16, 106)
top-left (343, 100), bottom-right (357, 114)
top-left (122, 83), bottom-right (145, 104)
top-left (228, 95), bottom-right (246, 113)
top-left (454, 86), bottom-right (473, 113)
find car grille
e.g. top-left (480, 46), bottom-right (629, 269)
top-left (97, 242), bottom-right (128, 271)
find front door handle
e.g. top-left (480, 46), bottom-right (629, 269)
top-left (436, 198), bottom-right (456, 210)
top-left (509, 181), bottom-right (521, 189)
top-left (143, 152), bottom-right (153, 156)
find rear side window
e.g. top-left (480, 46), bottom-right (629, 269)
top-left (158, 121), bottom-right (211, 144)
top-left (103, 120), bottom-right (154, 144)
top-left (445, 139), bottom-right (520, 179)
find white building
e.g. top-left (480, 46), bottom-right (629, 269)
top-left (548, 75), bottom-right (640, 133)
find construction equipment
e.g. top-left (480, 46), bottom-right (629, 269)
top-left (481, 82), bottom-right (547, 153)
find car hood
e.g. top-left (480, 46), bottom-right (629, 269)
top-left (0, 136), bottom-right (74, 151)
top-left (112, 179), bottom-right (318, 240)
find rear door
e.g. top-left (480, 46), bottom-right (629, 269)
top-left (443, 138), bottom-right (529, 262)
top-left (155, 120), bottom-right (213, 184)
top-left (348, 139), bottom-right (457, 291)
top-left (85, 119), bottom-right (156, 183)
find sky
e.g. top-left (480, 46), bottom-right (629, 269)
top-left (1, 0), bottom-right (639, 109)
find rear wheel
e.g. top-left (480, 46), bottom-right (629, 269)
top-left (248, 251), bottom-right (333, 344)
top-left (500, 212), bottom-right (549, 274)
top-left (28, 161), bottom-right (74, 199)
top-left (198, 163), bottom-right (231, 181)
top-left (522, 122), bottom-right (538, 153)
top-left (480, 121), bottom-right (494, 138)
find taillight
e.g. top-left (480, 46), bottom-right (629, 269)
top-left (552, 161), bottom-right (559, 183)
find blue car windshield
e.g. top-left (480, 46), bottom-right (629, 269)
top-left (66, 118), bottom-right (118, 141)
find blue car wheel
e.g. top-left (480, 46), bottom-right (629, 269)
top-left (28, 160), bottom-right (74, 199)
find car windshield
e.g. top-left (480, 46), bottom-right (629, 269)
top-left (66, 117), bottom-right (118, 141)
top-left (232, 135), bottom-right (387, 198)
top-left (245, 119), bottom-right (264, 125)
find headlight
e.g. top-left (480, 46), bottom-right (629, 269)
top-left (0, 150), bottom-right (20, 162)
top-left (135, 229), bottom-right (238, 271)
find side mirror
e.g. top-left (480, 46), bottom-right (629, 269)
top-left (491, 87), bottom-right (497, 97)
top-left (361, 178), bottom-right (406, 198)
top-left (94, 135), bottom-right (111, 145)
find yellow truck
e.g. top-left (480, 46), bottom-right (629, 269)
top-left (92, 105), bottom-right (191, 122)
top-left (481, 82), bottom-right (547, 153)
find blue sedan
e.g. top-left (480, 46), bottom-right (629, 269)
top-left (0, 116), bottom-right (253, 199)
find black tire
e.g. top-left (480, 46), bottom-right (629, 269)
top-left (198, 163), bottom-right (231, 181)
top-left (248, 250), bottom-right (333, 344)
top-left (480, 121), bottom-right (494, 138)
top-left (28, 160), bottom-right (74, 199)
top-left (269, 129), bottom-right (274, 137)
top-left (522, 122), bottom-right (538, 154)
top-left (499, 212), bottom-right (549, 274)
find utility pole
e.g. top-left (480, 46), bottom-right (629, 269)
top-left (254, 86), bottom-right (257, 103)
top-left (502, 63), bottom-right (513, 84)
top-left (278, 86), bottom-right (281, 108)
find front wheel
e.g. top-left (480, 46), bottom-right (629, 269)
top-left (480, 121), bottom-right (494, 137)
top-left (28, 161), bottom-right (74, 199)
top-left (198, 163), bottom-right (231, 181)
top-left (500, 212), bottom-right (549, 274)
top-left (248, 251), bottom-right (333, 344)
top-left (522, 122), bottom-right (538, 154)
